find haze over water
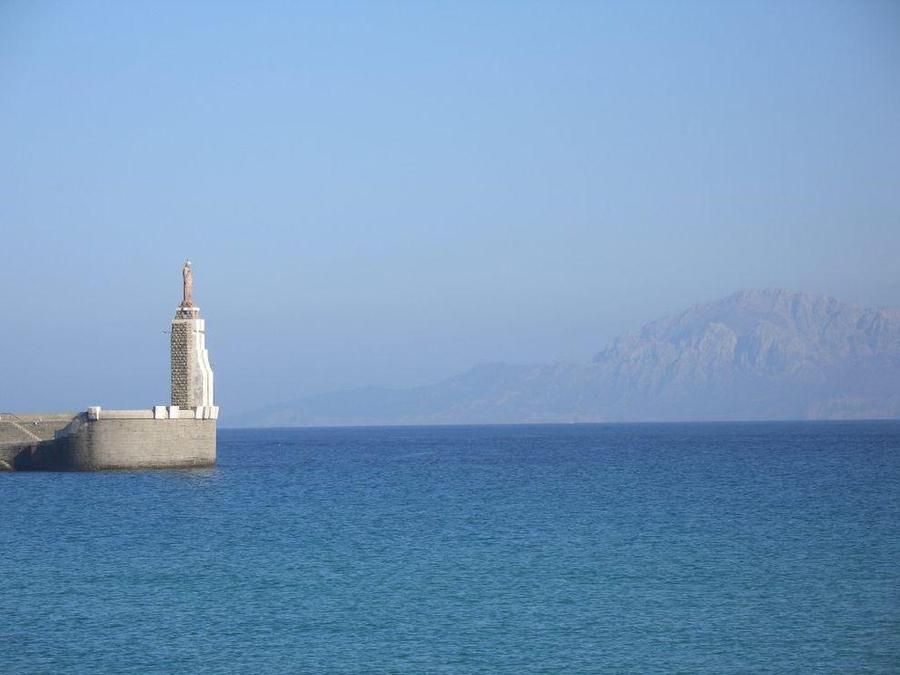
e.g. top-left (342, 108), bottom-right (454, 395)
top-left (4, 422), bottom-right (899, 672)
top-left (2, 1), bottom-right (899, 413)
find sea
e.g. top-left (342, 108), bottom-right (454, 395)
top-left (2, 422), bottom-right (899, 673)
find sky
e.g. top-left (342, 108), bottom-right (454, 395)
top-left (1, 0), bottom-right (899, 417)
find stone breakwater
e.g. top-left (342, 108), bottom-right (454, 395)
top-left (2, 263), bottom-right (219, 471)
top-left (0, 408), bottom-right (216, 471)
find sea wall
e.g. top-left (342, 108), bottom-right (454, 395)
top-left (0, 413), bottom-right (78, 446)
top-left (0, 409), bottom-right (216, 471)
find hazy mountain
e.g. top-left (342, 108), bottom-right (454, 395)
top-left (233, 289), bottom-right (900, 426)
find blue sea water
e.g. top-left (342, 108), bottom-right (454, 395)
top-left (2, 422), bottom-right (899, 673)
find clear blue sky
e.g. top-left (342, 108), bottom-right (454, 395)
top-left (2, 1), bottom-right (899, 416)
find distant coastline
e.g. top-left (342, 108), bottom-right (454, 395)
top-left (221, 418), bottom-right (900, 432)
top-left (231, 289), bottom-right (900, 428)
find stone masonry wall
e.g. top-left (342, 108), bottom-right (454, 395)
top-left (2, 416), bottom-right (216, 470)
top-left (170, 321), bottom-right (193, 408)
top-left (0, 415), bottom-right (77, 446)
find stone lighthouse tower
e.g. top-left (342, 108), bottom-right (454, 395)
top-left (170, 260), bottom-right (215, 412)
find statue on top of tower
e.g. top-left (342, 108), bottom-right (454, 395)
top-left (181, 260), bottom-right (193, 308)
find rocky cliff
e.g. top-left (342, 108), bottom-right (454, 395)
top-left (588, 289), bottom-right (900, 420)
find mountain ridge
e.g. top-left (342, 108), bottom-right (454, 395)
top-left (232, 289), bottom-right (900, 427)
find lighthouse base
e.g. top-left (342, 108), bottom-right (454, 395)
top-left (0, 408), bottom-right (217, 471)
